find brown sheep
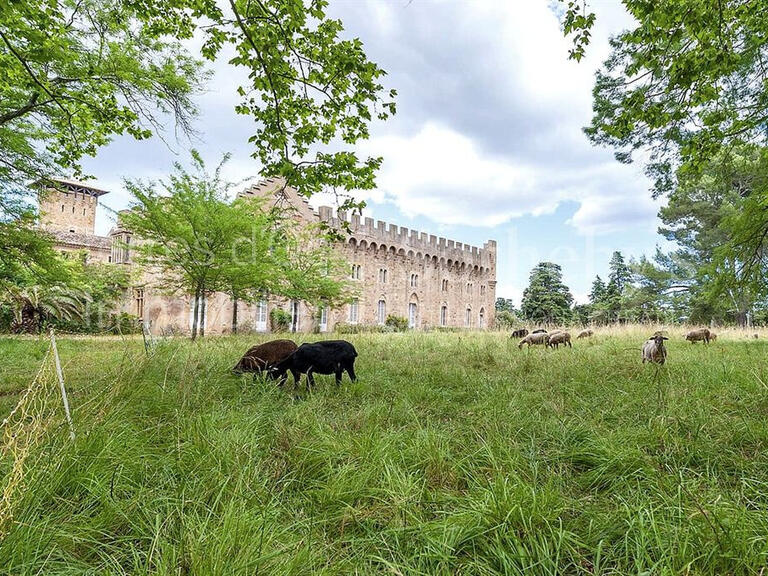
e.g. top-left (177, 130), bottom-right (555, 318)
top-left (518, 332), bottom-right (550, 349)
top-left (642, 334), bottom-right (668, 365)
top-left (576, 329), bottom-right (593, 339)
top-left (232, 339), bottom-right (298, 377)
top-left (511, 328), bottom-right (529, 338)
top-left (547, 331), bottom-right (572, 349)
top-left (685, 328), bottom-right (711, 344)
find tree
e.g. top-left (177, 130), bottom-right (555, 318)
top-left (588, 275), bottom-right (607, 304)
top-left (561, 1), bottom-right (768, 197)
top-left (495, 298), bottom-right (516, 313)
top-left (1, 0), bottom-right (395, 216)
top-left (607, 251), bottom-right (631, 295)
top-left (120, 152), bottom-right (349, 339)
top-left (520, 262), bottom-right (574, 324)
top-left (0, 0), bottom-right (205, 217)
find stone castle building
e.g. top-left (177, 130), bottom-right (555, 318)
top-left (37, 177), bottom-right (497, 334)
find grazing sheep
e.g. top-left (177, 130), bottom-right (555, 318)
top-left (547, 331), bottom-right (572, 349)
top-left (532, 328), bottom-right (548, 334)
top-left (709, 332), bottom-right (717, 341)
top-left (518, 332), bottom-right (550, 349)
top-left (511, 328), bottom-right (529, 338)
top-left (685, 328), bottom-right (711, 344)
top-left (576, 329), bottom-right (594, 339)
top-left (232, 339), bottom-right (298, 377)
top-left (642, 334), bottom-right (668, 365)
top-left (271, 340), bottom-right (358, 387)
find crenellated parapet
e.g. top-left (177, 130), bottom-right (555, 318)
top-left (317, 206), bottom-right (497, 273)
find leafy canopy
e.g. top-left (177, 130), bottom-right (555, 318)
top-left (561, 0), bottom-right (768, 196)
top-left (520, 262), bottom-right (574, 324)
top-left (1, 0), bottom-right (395, 219)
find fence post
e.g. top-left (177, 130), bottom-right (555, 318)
top-left (49, 328), bottom-right (75, 441)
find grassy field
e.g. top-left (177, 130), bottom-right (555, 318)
top-left (1, 328), bottom-right (768, 574)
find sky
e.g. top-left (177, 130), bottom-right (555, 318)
top-left (82, 0), bottom-right (667, 305)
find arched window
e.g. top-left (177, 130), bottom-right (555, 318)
top-left (410, 273), bottom-right (419, 288)
top-left (379, 268), bottom-right (388, 283)
top-left (441, 279), bottom-right (448, 291)
top-left (465, 307), bottom-right (471, 327)
top-left (377, 300), bottom-right (386, 325)
top-left (350, 264), bottom-right (362, 280)
top-left (479, 308), bottom-right (485, 329)
top-left (319, 305), bottom-right (329, 332)
top-left (408, 302), bottom-right (418, 329)
top-left (440, 305), bottom-right (448, 326)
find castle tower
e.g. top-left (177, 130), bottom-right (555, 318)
top-left (36, 178), bottom-right (109, 235)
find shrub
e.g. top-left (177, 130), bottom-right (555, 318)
top-left (335, 323), bottom-right (390, 334)
top-left (270, 308), bottom-right (291, 332)
top-left (385, 314), bottom-right (408, 332)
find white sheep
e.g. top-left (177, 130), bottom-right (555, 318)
top-left (518, 332), bottom-right (550, 349)
top-left (642, 334), bottom-right (668, 365)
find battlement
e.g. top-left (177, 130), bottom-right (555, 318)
top-left (317, 206), bottom-right (497, 269)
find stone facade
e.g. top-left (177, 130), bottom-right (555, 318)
top-left (39, 177), bottom-right (497, 334)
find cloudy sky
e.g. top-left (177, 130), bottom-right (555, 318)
top-left (83, 0), bottom-right (665, 304)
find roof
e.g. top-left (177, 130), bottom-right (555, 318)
top-left (48, 230), bottom-right (111, 251)
top-left (33, 177), bottom-right (110, 197)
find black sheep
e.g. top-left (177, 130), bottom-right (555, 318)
top-left (271, 340), bottom-right (357, 387)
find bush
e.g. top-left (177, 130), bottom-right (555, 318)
top-left (335, 323), bottom-right (391, 334)
top-left (270, 308), bottom-right (291, 332)
top-left (385, 314), bottom-right (409, 332)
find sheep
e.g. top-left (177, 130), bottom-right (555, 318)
top-left (518, 332), bottom-right (550, 349)
top-left (511, 328), bottom-right (529, 338)
top-left (232, 339), bottom-right (298, 377)
top-left (754, 333), bottom-right (759, 339)
top-left (547, 331), bottom-right (572, 349)
top-left (642, 333), bottom-right (668, 365)
top-left (709, 332), bottom-right (717, 341)
top-left (270, 340), bottom-right (358, 387)
top-left (685, 328), bottom-right (711, 344)
top-left (576, 329), bottom-right (594, 339)
top-left (531, 328), bottom-right (548, 334)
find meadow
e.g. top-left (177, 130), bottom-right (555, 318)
top-left (1, 328), bottom-right (767, 575)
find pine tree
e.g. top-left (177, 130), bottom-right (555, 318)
top-left (520, 262), bottom-right (574, 324)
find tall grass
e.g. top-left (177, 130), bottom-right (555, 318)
top-left (1, 328), bottom-right (768, 574)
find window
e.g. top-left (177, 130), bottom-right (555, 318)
top-left (378, 268), bottom-right (388, 283)
top-left (466, 282), bottom-right (473, 294)
top-left (134, 288), bottom-right (145, 320)
top-left (377, 300), bottom-right (386, 325)
top-left (112, 233), bottom-right (132, 264)
top-left (319, 306), bottom-right (329, 332)
top-left (408, 303), bottom-right (417, 329)
top-left (348, 299), bottom-right (359, 324)
top-left (72, 206), bottom-right (75, 213)
top-left (83, 208), bottom-right (86, 216)
top-left (410, 273), bottom-right (419, 288)
top-left (440, 305), bottom-right (448, 326)
top-left (255, 300), bottom-right (268, 332)
top-left (61, 204), bottom-right (64, 212)
top-left (465, 308), bottom-right (472, 327)
top-left (350, 264), bottom-right (362, 280)
top-left (480, 285), bottom-right (486, 296)
top-left (69, 228), bottom-right (75, 233)
top-left (441, 279), bottom-right (449, 291)
top-left (479, 308), bottom-right (485, 329)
